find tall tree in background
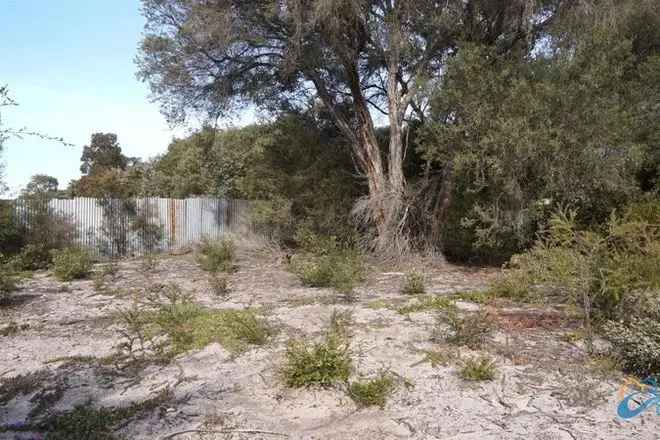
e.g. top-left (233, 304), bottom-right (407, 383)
top-left (80, 133), bottom-right (129, 176)
top-left (21, 174), bottom-right (60, 199)
top-left (137, 0), bottom-right (563, 253)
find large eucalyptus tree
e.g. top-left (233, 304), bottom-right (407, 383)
top-left (137, 0), bottom-right (561, 252)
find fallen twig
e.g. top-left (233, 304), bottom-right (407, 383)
top-left (160, 428), bottom-right (289, 439)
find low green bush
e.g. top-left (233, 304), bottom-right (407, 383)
top-left (437, 308), bottom-right (493, 348)
top-left (401, 270), bottom-right (426, 295)
top-left (282, 328), bottom-right (351, 388)
top-left (459, 356), bottom-right (497, 381)
top-left (51, 248), bottom-right (93, 281)
top-left (348, 372), bottom-right (396, 408)
top-left (291, 250), bottom-right (364, 293)
top-left (196, 238), bottom-right (235, 272)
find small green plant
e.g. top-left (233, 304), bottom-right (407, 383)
top-left (291, 251), bottom-right (364, 293)
top-left (459, 356), bottom-right (497, 381)
top-left (209, 273), bottom-right (230, 297)
top-left (451, 290), bottom-right (494, 304)
top-left (50, 248), bottom-right (93, 281)
top-left (411, 349), bottom-right (456, 368)
top-left (401, 270), bottom-right (426, 295)
top-left (348, 372), bottom-right (396, 409)
top-left (282, 327), bottom-right (351, 388)
top-left (196, 238), bottom-right (235, 272)
top-left (0, 269), bottom-right (17, 305)
top-left (437, 308), bottom-right (493, 348)
top-left (397, 295), bottom-right (454, 314)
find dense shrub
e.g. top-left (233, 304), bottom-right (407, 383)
top-left (290, 250), bottom-right (364, 294)
top-left (51, 248), bottom-right (93, 281)
top-left (492, 202), bottom-right (660, 318)
top-left (196, 238), bottom-right (235, 272)
top-left (603, 318), bottom-right (660, 378)
top-left (1, 201), bottom-right (77, 271)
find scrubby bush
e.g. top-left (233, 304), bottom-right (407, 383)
top-left (348, 372), bottom-right (396, 409)
top-left (196, 238), bottom-right (235, 272)
top-left (459, 356), bottom-right (497, 381)
top-left (401, 270), bottom-right (426, 295)
top-left (291, 250), bottom-right (364, 293)
top-left (282, 327), bottom-right (351, 388)
top-left (119, 285), bottom-right (272, 360)
top-left (492, 203), bottom-right (660, 319)
top-left (602, 318), bottom-right (660, 378)
top-left (51, 248), bottom-right (93, 281)
top-left (437, 307), bottom-right (493, 348)
top-left (5, 202), bottom-right (77, 271)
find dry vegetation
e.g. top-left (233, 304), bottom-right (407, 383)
top-left (0, 239), bottom-right (657, 439)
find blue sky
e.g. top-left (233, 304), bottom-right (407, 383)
top-left (0, 0), bottom-right (250, 196)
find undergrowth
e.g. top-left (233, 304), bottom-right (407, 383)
top-left (196, 238), bottom-right (235, 272)
top-left (348, 372), bottom-right (396, 408)
top-left (490, 201), bottom-right (660, 377)
top-left (117, 284), bottom-right (271, 362)
top-left (51, 248), bottom-right (93, 281)
top-left (290, 250), bottom-right (364, 294)
top-left (401, 270), bottom-right (426, 295)
top-left (436, 308), bottom-right (493, 348)
top-left (282, 312), bottom-right (352, 388)
top-left (459, 356), bottom-right (497, 381)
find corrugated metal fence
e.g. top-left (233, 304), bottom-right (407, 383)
top-left (5, 197), bottom-right (254, 257)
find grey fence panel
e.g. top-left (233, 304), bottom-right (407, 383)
top-left (4, 197), bottom-right (254, 258)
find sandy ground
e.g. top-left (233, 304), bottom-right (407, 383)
top-left (0, 246), bottom-right (656, 440)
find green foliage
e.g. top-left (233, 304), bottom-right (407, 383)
top-left (396, 296), bottom-right (454, 315)
top-left (348, 372), bottom-right (396, 409)
top-left (438, 308), bottom-right (493, 348)
top-left (51, 248), bottom-right (93, 281)
top-left (419, 1), bottom-right (659, 261)
top-left (492, 203), bottom-right (660, 318)
top-left (602, 318), bottom-right (660, 378)
top-left (27, 390), bottom-right (172, 440)
top-left (401, 270), bottom-right (426, 295)
top-left (459, 356), bottom-right (497, 381)
top-left (196, 238), bottom-right (235, 272)
top-left (0, 269), bottom-right (17, 305)
top-left (119, 286), bottom-right (271, 359)
top-left (282, 325), bottom-right (351, 388)
top-left (290, 249), bottom-right (364, 294)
